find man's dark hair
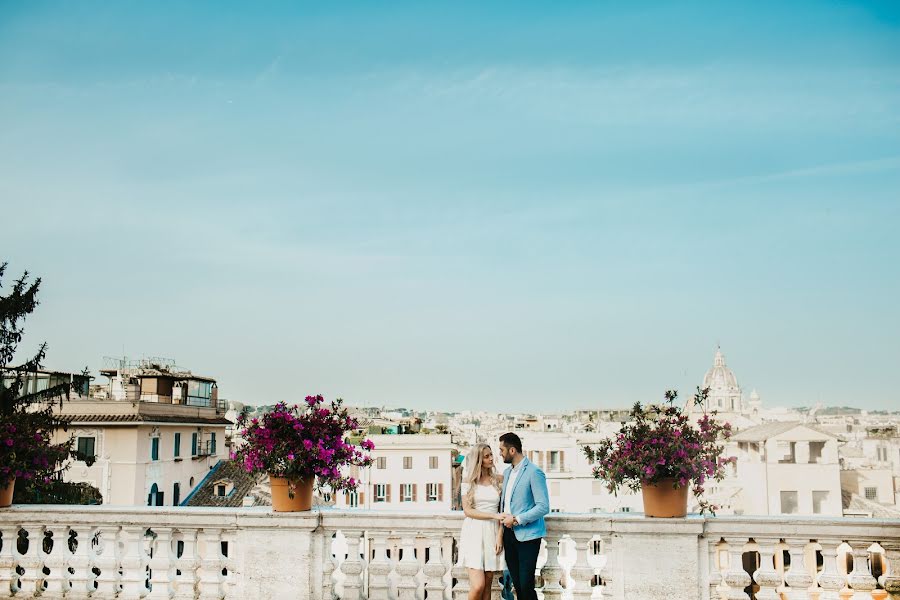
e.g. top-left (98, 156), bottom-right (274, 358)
top-left (499, 432), bottom-right (522, 453)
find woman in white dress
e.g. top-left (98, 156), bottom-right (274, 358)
top-left (459, 443), bottom-right (507, 600)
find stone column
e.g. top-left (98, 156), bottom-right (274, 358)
top-left (424, 534), bottom-right (448, 599)
top-left (93, 525), bottom-right (121, 596)
top-left (722, 537), bottom-right (751, 600)
top-left (395, 535), bottom-right (420, 600)
top-left (147, 527), bottom-right (175, 599)
top-left (782, 538), bottom-right (814, 600)
top-left (540, 535), bottom-right (564, 600)
top-left (172, 527), bottom-right (199, 600)
top-left (42, 526), bottom-right (70, 597)
top-left (752, 537), bottom-right (783, 600)
top-left (816, 539), bottom-right (847, 600)
top-left (846, 541), bottom-right (878, 600)
top-left (340, 530), bottom-right (366, 600)
top-left (66, 525), bottom-right (95, 600)
top-left (367, 533), bottom-right (393, 600)
top-left (880, 540), bottom-right (900, 599)
top-left (120, 525), bottom-right (150, 597)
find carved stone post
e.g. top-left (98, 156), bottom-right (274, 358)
top-left (569, 534), bottom-right (595, 600)
top-left (67, 526), bottom-right (96, 600)
top-left (120, 525), bottom-right (150, 597)
top-left (846, 541), bottom-right (878, 600)
top-left (340, 530), bottom-right (366, 600)
top-left (94, 525), bottom-right (122, 596)
top-left (424, 534), bottom-right (448, 599)
top-left (708, 538), bottom-right (724, 600)
top-left (722, 537), bottom-right (751, 600)
top-left (816, 539), bottom-right (847, 600)
top-left (880, 541), bottom-right (900, 598)
top-left (368, 533), bottom-right (392, 600)
top-left (395, 535), bottom-right (420, 600)
top-left (147, 528), bottom-right (175, 599)
top-left (540, 535), bottom-right (564, 600)
top-left (42, 527), bottom-right (70, 597)
top-left (16, 526), bottom-right (43, 596)
top-left (0, 525), bottom-right (18, 596)
top-left (783, 538), bottom-right (814, 600)
top-left (172, 528), bottom-right (199, 600)
top-left (197, 528), bottom-right (224, 600)
top-left (451, 563), bottom-right (470, 600)
top-left (752, 537), bottom-right (783, 600)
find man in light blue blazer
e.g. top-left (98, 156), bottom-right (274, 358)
top-left (498, 432), bottom-right (550, 600)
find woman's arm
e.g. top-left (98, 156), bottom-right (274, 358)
top-left (462, 492), bottom-right (504, 521)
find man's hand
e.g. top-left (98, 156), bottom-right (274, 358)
top-left (501, 514), bottom-right (517, 528)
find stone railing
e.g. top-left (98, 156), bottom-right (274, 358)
top-left (0, 506), bottom-right (898, 599)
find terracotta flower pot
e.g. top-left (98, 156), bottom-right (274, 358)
top-left (269, 475), bottom-right (314, 512)
top-left (641, 478), bottom-right (688, 518)
top-left (0, 477), bottom-right (15, 508)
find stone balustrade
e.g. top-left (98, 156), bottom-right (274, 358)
top-left (0, 506), bottom-right (897, 599)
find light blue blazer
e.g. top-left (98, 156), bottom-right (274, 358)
top-left (499, 457), bottom-right (550, 542)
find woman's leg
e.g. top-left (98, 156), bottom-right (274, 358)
top-left (481, 571), bottom-right (494, 600)
top-left (467, 568), bottom-right (486, 600)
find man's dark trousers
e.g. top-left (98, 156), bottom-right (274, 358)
top-left (502, 528), bottom-right (541, 600)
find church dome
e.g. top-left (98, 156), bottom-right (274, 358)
top-left (703, 348), bottom-right (740, 394)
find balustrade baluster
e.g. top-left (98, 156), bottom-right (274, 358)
top-left (43, 527), bottom-right (70, 597)
top-left (338, 530), bottom-right (366, 600)
top-left (424, 534), bottom-right (447, 599)
top-left (722, 537), bottom-right (751, 600)
top-left (198, 528), bottom-right (225, 600)
top-left (147, 528), bottom-right (174, 599)
top-left (846, 541), bottom-right (878, 599)
top-left (708, 538), bottom-right (725, 600)
top-left (367, 533), bottom-right (392, 600)
top-left (450, 563), bottom-right (469, 600)
top-left (94, 526), bottom-right (121, 596)
top-left (782, 538), bottom-right (814, 600)
top-left (322, 530), bottom-right (337, 600)
top-left (0, 524), bottom-right (17, 595)
top-left (16, 526), bottom-right (43, 596)
top-left (880, 540), bottom-right (900, 597)
top-left (752, 537), bottom-right (783, 600)
top-left (120, 525), bottom-right (150, 597)
top-left (569, 534), bottom-right (595, 600)
top-left (395, 535), bottom-right (420, 600)
top-left (816, 539), bottom-right (847, 600)
top-left (539, 536), bottom-right (563, 600)
top-left (66, 526), bottom-right (96, 600)
top-left (596, 533), bottom-right (613, 600)
top-left (172, 528), bottom-right (199, 600)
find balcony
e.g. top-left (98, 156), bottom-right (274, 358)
top-left (0, 506), bottom-right (898, 599)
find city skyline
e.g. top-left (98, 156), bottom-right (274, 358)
top-left (3, 2), bottom-right (899, 411)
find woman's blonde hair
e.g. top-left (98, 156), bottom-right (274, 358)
top-left (464, 443), bottom-right (502, 506)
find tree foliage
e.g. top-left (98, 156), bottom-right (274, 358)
top-left (1, 262), bottom-right (98, 502)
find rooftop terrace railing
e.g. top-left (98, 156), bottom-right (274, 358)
top-left (0, 506), bottom-right (897, 599)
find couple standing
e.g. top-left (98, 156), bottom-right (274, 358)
top-left (459, 432), bottom-right (550, 600)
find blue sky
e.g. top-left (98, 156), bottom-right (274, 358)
top-left (2, 1), bottom-right (899, 411)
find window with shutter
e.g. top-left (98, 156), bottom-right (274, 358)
top-left (359, 492), bottom-right (365, 506)
top-left (386, 484), bottom-right (392, 502)
top-left (560, 451), bottom-right (566, 472)
top-left (438, 483), bottom-right (444, 502)
top-left (412, 484), bottom-right (418, 502)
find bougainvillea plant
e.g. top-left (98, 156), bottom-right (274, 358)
top-left (232, 395), bottom-right (374, 494)
top-left (583, 387), bottom-right (735, 514)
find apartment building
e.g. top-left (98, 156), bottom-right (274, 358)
top-left (334, 434), bottom-right (455, 511)
top-left (729, 421), bottom-right (842, 516)
top-left (51, 359), bottom-right (230, 506)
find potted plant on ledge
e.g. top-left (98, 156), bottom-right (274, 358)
top-left (584, 387), bottom-right (735, 517)
top-left (233, 395), bottom-right (374, 512)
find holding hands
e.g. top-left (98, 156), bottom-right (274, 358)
top-left (499, 513), bottom-right (517, 528)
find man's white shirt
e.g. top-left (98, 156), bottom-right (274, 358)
top-left (502, 459), bottom-right (525, 515)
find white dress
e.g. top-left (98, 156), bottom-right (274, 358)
top-left (458, 483), bottom-right (507, 571)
